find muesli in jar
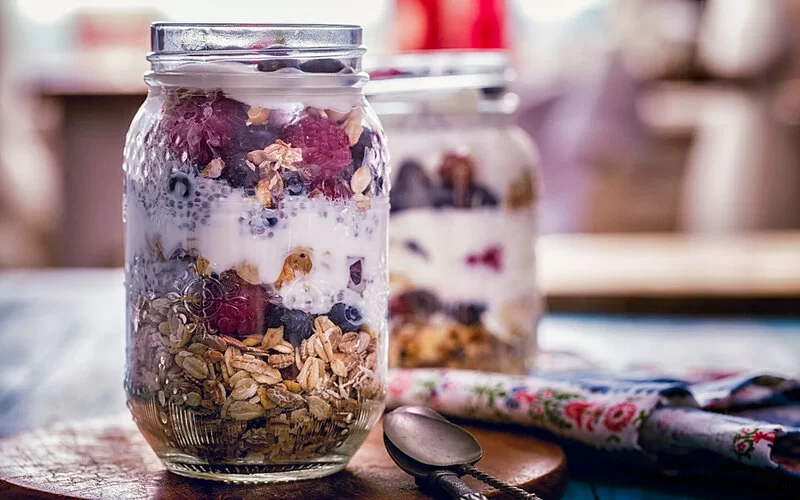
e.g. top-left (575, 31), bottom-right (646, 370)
top-left (368, 52), bottom-right (540, 374)
top-left (123, 24), bottom-right (389, 481)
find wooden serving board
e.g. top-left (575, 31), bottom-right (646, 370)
top-left (0, 417), bottom-right (566, 500)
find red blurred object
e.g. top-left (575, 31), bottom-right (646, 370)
top-left (396, 0), bottom-right (505, 51)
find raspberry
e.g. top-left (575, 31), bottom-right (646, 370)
top-left (207, 271), bottom-right (267, 336)
top-left (281, 115), bottom-right (352, 182)
top-left (310, 177), bottom-right (352, 201)
top-left (160, 91), bottom-right (247, 165)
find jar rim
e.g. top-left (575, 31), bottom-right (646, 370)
top-left (365, 50), bottom-right (512, 96)
top-left (150, 23), bottom-right (364, 56)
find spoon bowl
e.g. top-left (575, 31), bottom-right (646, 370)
top-left (384, 410), bottom-right (482, 467)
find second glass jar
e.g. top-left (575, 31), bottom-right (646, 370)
top-left (368, 52), bottom-right (540, 373)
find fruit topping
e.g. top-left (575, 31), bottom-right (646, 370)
top-left (449, 303), bottom-right (486, 326)
top-left (281, 115), bottom-right (352, 182)
top-left (219, 154), bottom-right (260, 189)
top-left (309, 177), bottom-right (352, 201)
top-left (206, 271), bottom-right (268, 336)
top-left (404, 240), bottom-right (429, 260)
top-left (390, 160), bottom-right (433, 212)
top-left (389, 290), bottom-right (440, 317)
top-left (160, 91), bottom-right (247, 165)
top-left (282, 170), bottom-right (308, 196)
top-left (349, 127), bottom-right (374, 169)
top-left (257, 59), bottom-right (301, 72)
top-left (439, 152), bottom-right (474, 207)
top-left (168, 172), bottom-right (194, 199)
top-left (465, 245), bottom-right (503, 272)
top-left (280, 308), bottom-right (315, 345)
top-left (347, 256), bottom-right (365, 292)
top-left (328, 302), bottom-right (364, 332)
top-left (299, 59), bottom-right (345, 73)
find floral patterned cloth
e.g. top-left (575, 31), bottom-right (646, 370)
top-left (386, 369), bottom-right (800, 478)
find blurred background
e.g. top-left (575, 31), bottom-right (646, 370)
top-left (1, 0), bottom-right (799, 314)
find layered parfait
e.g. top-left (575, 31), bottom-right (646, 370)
top-left (123, 58), bottom-right (389, 471)
top-left (369, 53), bottom-right (540, 373)
top-left (388, 136), bottom-right (539, 373)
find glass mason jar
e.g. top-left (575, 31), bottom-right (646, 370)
top-left (368, 52), bottom-right (539, 374)
top-left (123, 24), bottom-right (389, 482)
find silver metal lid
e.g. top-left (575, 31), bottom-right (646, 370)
top-left (150, 23), bottom-right (363, 55)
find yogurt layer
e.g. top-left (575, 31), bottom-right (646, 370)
top-left (390, 207), bottom-right (537, 323)
top-left (127, 191), bottom-right (389, 328)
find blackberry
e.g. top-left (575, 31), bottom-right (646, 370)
top-left (281, 309), bottom-right (315, 346)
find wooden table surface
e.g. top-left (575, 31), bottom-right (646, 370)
top-left (1, 269), bottom-right (798, 499)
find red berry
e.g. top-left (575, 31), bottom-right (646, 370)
top-left (281, 115), bottom-right (352, 182)
top-left (310, 177), bottom-right (352, 201)
top-left (160, 91), bottom-right (247, 165)
top-left (207, 271), bottom-right (267, 336)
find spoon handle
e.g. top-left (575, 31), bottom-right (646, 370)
top-left (421, 470), bottom-right (488, 500)
top-left (457, 464), bottom-right (544, 500)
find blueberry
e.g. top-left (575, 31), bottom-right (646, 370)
top-left (468, 186), bottom-right (499, 207)
top-left (432, 185), bottom-right (498, 209)
top-left (264, 303), bottom-right (286, 329)
top-left (404, 240), bottom-right (429, 260)
top-left (481, 86), bottom-right (506, 97)
top-left (282, 171), bottom-right (307, 196)
top-left (349, 128), bottom-right (373, 169)
top-left (449, 303), bottom-right (486, 325)
top-left (260, 208), bottom-right (279, 227)
top-left (299, 59), bottom-right (345, 73)
top-left (167, 173), bottom-right (193, 199)
top-left (403, 291), bottom-right (441, 317)
top-left (236, 125), bottom-right (279, 152)
top-left (391, 160), bottom-right (434, 213)
top-left (328, 303), bottom-right (364, 332)
top-left (223, 164), bottom-right (259, 189)
top-left (258, 59), bottom-right (301, 72)
top-left (431, 186), bottom-right (455, 208)
top-left (281, 309), bottom-right (314, 346)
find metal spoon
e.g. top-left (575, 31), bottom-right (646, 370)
top-left (384, 406), bottom-right (543, 500)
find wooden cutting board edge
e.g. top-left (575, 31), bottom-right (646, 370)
top-left (0, 417), bottom-right (567, 500)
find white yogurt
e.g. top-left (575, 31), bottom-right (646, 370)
top-left (389, 208), bottom-right (536, 326)
top-left (127, 193), bottom-right (389, 329)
